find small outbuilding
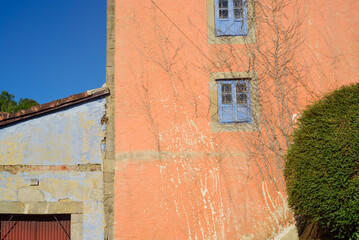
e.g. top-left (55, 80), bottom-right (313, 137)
top-left (0, 87), bottom-right (109, 240)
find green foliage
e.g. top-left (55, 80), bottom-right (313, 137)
top-left (17, 98), bottom-right (39, 111)
top-left (285, 83), bottom-right (359, 239)
top-left (0, 91), bottom-right (39, 113)
top-left (0, 91), bottom-right (17, 113)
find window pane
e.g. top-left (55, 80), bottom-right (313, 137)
top-left (233, 0), bottom-right (242, 8)
top-left (234, 9), bottom-right (243, 19)
top-left (219, 10), bottom-right (228, 19)
top-left (236, 93), bottom-right (247, 104)
top-left (222, 84), bottom-right (232, 93)
top-left (236, 83), bottom-right (247, 93)
top-left (222, 83), bottom-right (232, 104)
top-left (219, 0), bottom-right (228, 8)
top-left (222, 94), bottom-right (232, 104)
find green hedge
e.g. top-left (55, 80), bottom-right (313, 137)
top-left (285, 83), bottom-right (359, 239)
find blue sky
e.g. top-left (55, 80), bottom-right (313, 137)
top-left (0, 0), bottom-right (106, 104)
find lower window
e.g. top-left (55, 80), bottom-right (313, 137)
top-left (209, 71), bottom-right (259, 132)
top-left (217, 79), bottom-right (251, 123)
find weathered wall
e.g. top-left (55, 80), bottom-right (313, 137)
top-left (113, 0), bottom-right (359, 239)
top-left (0, 98), bottom-right (106, 165)
top-left (0, 98), bottom-right (106, 240)
top-left (105, 0), bottom-right (116, 239)
top-left (303, 0), bottom-right (359, 91)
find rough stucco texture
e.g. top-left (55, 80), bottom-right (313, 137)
top-left (0, 98), bottom-right (106, 165)
top-left (113, 0), bottom-right (359, 239)
top-left (0, 98), bottom-right (106, 240)
top-left (0, 171), bottom-right (104, 239)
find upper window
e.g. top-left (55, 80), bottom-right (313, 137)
top-left (207, 0), bottom-right (255, 44)
top-left (215, 0), bottom-right (248, 36)
top-left (217, 79), bottom-right (251, 123)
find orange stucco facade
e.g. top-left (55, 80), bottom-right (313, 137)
top-left (112, 0), bottom-right (359, 239)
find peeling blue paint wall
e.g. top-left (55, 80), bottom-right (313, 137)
top-left (0, 98), bottom-right (106, 165)
top-left (0, 97), bottom-right (106, 240)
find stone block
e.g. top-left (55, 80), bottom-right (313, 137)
top-left (17, 187), bottom-right (44, 202)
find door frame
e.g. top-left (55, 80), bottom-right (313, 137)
top-left (0, 202), bottom-right (83, 240)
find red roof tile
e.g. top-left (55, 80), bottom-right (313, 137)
top-left (0, 87), bottom-right (109, 126)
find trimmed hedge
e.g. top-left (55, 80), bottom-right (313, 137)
top-left (285, 83), bottom-right (359, 239)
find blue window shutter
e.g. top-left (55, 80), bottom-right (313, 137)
top-left (235, 81), bottom-right (251, 123)
top-left (218, 80), bottom-right (252, 124)
top-left (246, 81), bottom-right (252, 123)
top-left (218, 82), bottom-right (236, 123)
top-left (215, 0), bottom-right (248, 36)
top-left (236, 103), bottom-right (251, 122)
top-left (232, 0), bottom-right (248, 36)
top-left (215, 0), bottom-right (232, 36)
top-left (242, 1), bottom-right (249, 35)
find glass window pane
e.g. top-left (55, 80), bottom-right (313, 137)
top-left (236, 83), bottom-right (247, 93)
top-left (221, 83), bottom-right (232, 104)
top-left (223, 94), bottom-right (232, 104)
top-left (219, 0), bottom-right (228, 8)
top-left (234, 9), bottom-right (243, 19)
top-left (233, 0), bottom-right (242, 8)
top-left (222, 84), bottom-right (232, 93)
top-left (219, 10), bottom-right (229, 19)
top-left (236, 93), bottom-right (247, 104)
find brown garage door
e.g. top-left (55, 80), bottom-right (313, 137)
top-left (0, 214), bottom-right (70, 240)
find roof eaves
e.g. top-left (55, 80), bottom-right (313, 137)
top-left (0, 87), bottom-right (109, 127)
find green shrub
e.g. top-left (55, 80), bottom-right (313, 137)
top-left (285, 83), bottom-right (359, 239)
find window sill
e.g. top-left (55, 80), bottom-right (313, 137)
top-left (208, 31), bottom-right (256, 45)
top-left (210, 121), bottom-right (259, 132)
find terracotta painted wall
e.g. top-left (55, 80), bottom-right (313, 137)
top-left (113, 0), bottom-right (359, 239)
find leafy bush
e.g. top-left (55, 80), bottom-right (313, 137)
top-left (285, 83), bottom-right (359, 239)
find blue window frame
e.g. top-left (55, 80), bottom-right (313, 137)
top-left (217, 79), bottom-right (251, 124)
top-left (214, 0), bottom-right (248, 36)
